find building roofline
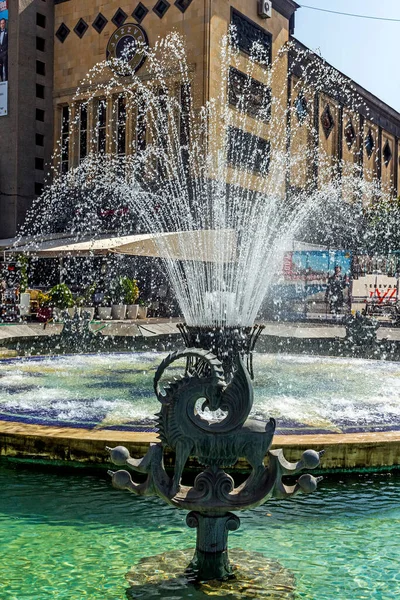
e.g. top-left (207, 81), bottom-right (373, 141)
top-left (273, 0), bottom-right (300, 20)
top-left (291, 37), bottom-right (400, 135)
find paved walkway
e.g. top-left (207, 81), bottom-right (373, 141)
top-left (1, 319), bottom-right (400, 341)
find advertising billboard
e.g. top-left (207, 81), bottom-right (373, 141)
top-left (0, 0), bottom-right (8, 117)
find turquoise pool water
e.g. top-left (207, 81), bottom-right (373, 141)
top-left (1, 463), bottom-right (400, 599)
top-left (2, 352), bottom-right (400, 434)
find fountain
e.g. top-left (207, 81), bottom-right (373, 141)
top-left (7, 27), bottom-right (398, 598)
top-left (74, 35), bottom-right (334, 596)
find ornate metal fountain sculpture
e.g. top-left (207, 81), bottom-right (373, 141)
top-left (107, 344), bottom-right (323, 582)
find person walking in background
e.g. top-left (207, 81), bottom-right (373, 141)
top-left (325, 265), bottom-right (348, 314)
top-left (0, 18), bottom-right (8, 82)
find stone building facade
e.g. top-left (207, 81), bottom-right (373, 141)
top-left (1, 0), bottom-right (399, 238)
top-left (0, 0), bottom-right (54, 239)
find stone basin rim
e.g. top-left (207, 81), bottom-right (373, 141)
top-left (1, 419), bottom-right (400, 471)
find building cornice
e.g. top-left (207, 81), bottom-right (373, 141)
top-left (290, 37), bottom-right (400, 138)
top-left (273, 0), bottom-right (300, 20)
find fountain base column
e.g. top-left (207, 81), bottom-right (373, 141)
top-left (186, 511), bottom-right (240, 581)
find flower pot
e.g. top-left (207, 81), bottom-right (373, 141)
top-left (112, 304), bottom-right (126, 320)
top-left (98, 306), bottom-right (112, 320)
top-left (137, 306), bottom-right (148, 319)
top-left (67, 307), bottom-right (81, 318)
top-left (81, 307), bottom-right (95, 320)
top-left (52, 307), bottom-right (63, 321)
top-left (126, 304), bottom-right (139, 320)
top-left (37, 306), bottom-right (52, 323)
top-left (19, 292), bottom-right (31, 317)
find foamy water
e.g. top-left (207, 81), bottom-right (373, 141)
top-left (1, 353), bottom-right (399, 433)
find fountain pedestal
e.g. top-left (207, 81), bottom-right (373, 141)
top-left (187, 511), bottom-right (240, 580)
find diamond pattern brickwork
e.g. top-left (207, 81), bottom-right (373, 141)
top-left (321, 104), bottom-right (335, 138)
top-left (383, 139), bottom-right (392, 166)
top-left (344, 120), bottom-right (356, 149)
top-left (175, 0), bottom-right (193, 12)
top-left (92, 13), bottom-right (108, 34)
top-left (55, 23), bottom-right (70, 43)
top-left (112, 8), bottom-right (128, 28)
top-left (153, 0), bottom-right (170, 18)
top-left (365, 129), bottom-right (375, 158)
top-left (74, 18), bottom-right (88, 39)
top-left (132, 2), bottom-right (149, 23)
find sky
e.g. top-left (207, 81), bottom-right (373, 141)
top-left (294, 0), bottom-right (400, 112)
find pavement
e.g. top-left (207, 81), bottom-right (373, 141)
top-left (1, 318), bottom-right (400, 341)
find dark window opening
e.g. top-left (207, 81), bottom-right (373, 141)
top-left (228, 67), bottom-right (271, 123)
top-left (36, 84), bottom-right (45, 99)
top-left (56, 23), bottom-right (70, 43)
top-left (92, 13), bottom-right (108, 34)
top-left (321, 104), bottom-right (335, 139)
top-left (36, 13), bottom-right (46, 28)
top-left (227, 126), bottom-right (270, 175)
top-left (116, 96), bottom-right (126, 156)
top-left (79, 104), bottom-right (88, 163)
top-left (97, 99), bottom-right (107, 154)
top-left (153, 0), bottom-right (170, 19)
top-left (344, 120), bottom-right (356, 149)
top-left (132, 3), bottom-right (149, 23)
top-left (36, 36), bottom-right (45, 52)
top-left (36, 60), bottom-right (46, 76)
top-left (36, 133), bottom-right (44, 147)
top-left (35, 182), bottom-right (44, 195)
top-left (111, 8), bottom-right (128, 28)
top-left (230, 9), bottom-right (272, 64)
top-left (61, 105), bottom-right (69, 173)
top-left (36, 109), bottom-right (45, 122)
top-left (294, 94), bottom-right (308, 124)
top-left (365, 129), bottom-right (375, 158)
top-left (175, 0), bottom-right (193, 13)
top-left (383, 140), bottom-right (393, 166)
top-left (35, 157), bottom-right (44, 170)
top-left (136, 96), bottom-right (146, 152)
top-left (74, 18), bottom-right (88, 39)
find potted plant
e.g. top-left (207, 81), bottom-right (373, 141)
top-left (137, 297), bottom-right (149, 320)
top-left (48, 283), bottom-right (74, 321)
top-left (111, 277), bottom-right (127, 320)
top-left (97, 292), bottom-right (112, 320)
top-left (80, 282), bottom-right (96, 320)
top-left (124, 278), bottom-right (140, 320)
top-left (36, 291), bottom-right (52, 323)
top-left (18, 255), bottom-right (31, 317)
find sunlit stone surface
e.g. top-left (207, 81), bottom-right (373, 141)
top-left (125, 548), bottom-right (295, 599)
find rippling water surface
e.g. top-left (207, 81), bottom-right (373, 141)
top-left (0, 464), bottom-right (400, 599)
top-left (1, 352), bottom-right (400, 433)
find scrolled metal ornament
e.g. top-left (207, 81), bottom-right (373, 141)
top-left (107, 347), bottom-right (324, 582)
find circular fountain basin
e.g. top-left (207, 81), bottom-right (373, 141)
top-left (0, 463), bottom-right (399, 599)
top-left (1, 352), bottom-right (400, 435)
top-left (1, 352), bottom-right (400, 470)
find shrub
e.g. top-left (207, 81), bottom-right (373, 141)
top-left (48, 283), bottom-right (74, 309)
